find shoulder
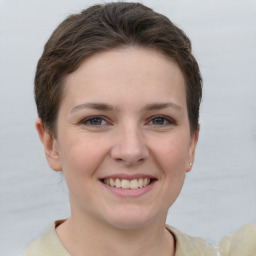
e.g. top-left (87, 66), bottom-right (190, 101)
top-left (218, 223), bottom-right (256, 256)
top-left (24, 220), bottom-right (70, 256)
top-left (166, 225), bottom-right (217, 256)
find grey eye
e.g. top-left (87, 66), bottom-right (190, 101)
top-left (152, 117), bottom-right (166, 125)
top-left (88, 118), bottom-right (104, 125)
top-left (149, 116), bottom-right (174, 126)
top-left (82, 116), bottom-right (107, 126)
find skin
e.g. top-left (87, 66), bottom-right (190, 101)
top-left (36, 47), bottom-right (199, 256)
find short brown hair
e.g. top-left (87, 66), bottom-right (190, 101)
top-left (35, 2), bottom-right (202, 135)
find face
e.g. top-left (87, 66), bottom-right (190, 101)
top-left (38, 47), bottom-right (198, 229)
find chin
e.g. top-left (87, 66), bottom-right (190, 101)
top-left (101, 206), bottom-right (163, 230)
top-left (108, 219), bottom-right (151, 230)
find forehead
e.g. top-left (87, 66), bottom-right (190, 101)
top-left (61, 47), bottom-right (186, 109)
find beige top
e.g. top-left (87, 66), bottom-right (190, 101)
top-left (24, 220), bottom-right (217, 256)
top-left (218, 223), bottom-right (256, 256)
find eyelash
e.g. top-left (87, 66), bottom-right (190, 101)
top-left (147, 115), bottom-right (176, 127)
top-left (80, 116), bottom-right (110, 126)
top-left (80, 115), bottom-right (176, 127)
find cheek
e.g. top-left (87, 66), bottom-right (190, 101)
top-left (155, 135), bottom-right (190, 202)
top-left (154, 133), bottom-right (190, 172)
top-left (58, 134), bottom-right (109, 178)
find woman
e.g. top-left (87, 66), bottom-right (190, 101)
top-left (24, 2), bottom-right (218, 255)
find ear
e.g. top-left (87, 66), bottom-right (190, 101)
top-left (35, 118), bottom-right (62, 171)
top-left (186, 125), bottom-right (199, 172)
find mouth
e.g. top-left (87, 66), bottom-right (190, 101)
top-left (100, 177), bottom-right (157, 190)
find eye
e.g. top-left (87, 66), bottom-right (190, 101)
top-left (148, 115), bottom-right (175, 126)
top-left (81, 116), bottom-right (108, 126)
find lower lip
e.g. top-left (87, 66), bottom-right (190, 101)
top-left (100, 181), bottom-right (156, 198)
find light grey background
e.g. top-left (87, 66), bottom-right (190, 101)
top-left (0, 0), bottom-right (255, 255)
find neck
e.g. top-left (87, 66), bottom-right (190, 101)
top-left (56, 211), bottom-right (175, 256)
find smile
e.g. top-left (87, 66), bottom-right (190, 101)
top-left (102, 178), bottom-right (151, 189)
top-left (99, 175), bottom-right (157, 197)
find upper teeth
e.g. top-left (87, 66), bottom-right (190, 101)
top-left (103, 178), bottom-right (150, 189)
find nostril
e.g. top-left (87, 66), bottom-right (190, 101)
top-left (110, 136), bottom-right (149, 165)
top-left (111, 153), bottom-right (146, 166)
top-left (123, 157), bottom-right (145, 166)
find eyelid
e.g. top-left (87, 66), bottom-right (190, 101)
top-left (79, 115), bottom-right (176, 127)
top-left (146, 115), bottom-right (176, 126)
top-left (80, 115), bottom-right (111, 126)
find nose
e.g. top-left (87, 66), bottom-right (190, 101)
top-left (110, 124), bottom-right (149, 166)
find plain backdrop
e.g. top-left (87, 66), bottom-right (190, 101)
top-left (0, 0), bottom-right (255, 255)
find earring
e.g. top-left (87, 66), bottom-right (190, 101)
top-left (189, 163), bottom-right (193, 167)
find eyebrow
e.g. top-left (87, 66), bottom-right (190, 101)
top-left (70, 102), bottom-right (183, 113)
top-left (143, 102), bottom-right (183, 112)
top-left (71, 103), bottom-right (113, 113)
